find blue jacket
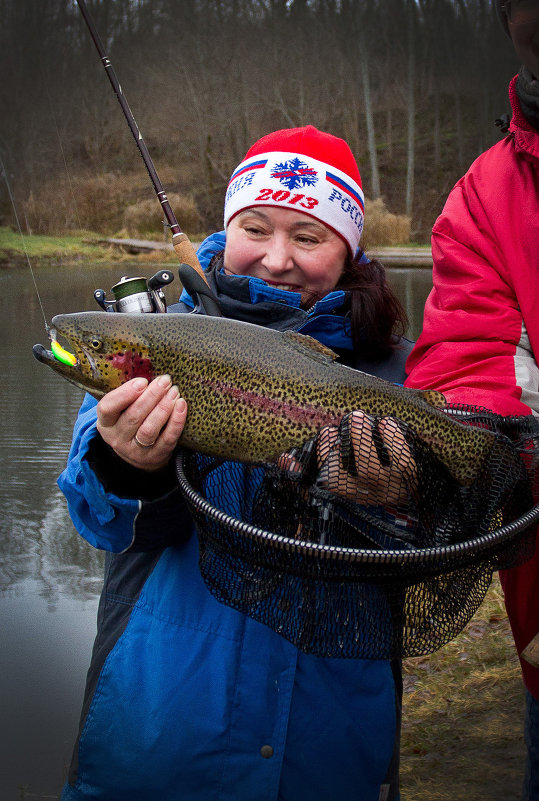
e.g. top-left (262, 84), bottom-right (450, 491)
top-left (58, 233), bottom-right (411, 801)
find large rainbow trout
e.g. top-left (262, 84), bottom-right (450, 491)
top-left (34, 311), bottom-right (495, 485)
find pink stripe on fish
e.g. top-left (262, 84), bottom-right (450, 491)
top-left (200, 376), bottom-right (341, 427)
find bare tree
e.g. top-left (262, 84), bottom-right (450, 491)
top-left (1, 0), bottom-right (520, 239)
top-left (405, 0), bottom-right (416, 219)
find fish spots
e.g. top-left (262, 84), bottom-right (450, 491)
top-left (106, 351), bottom-right (155, 382)
top-left (48, 312), bottom-right (496, 483)
top-left (199, 376), bottom-right (341, 429)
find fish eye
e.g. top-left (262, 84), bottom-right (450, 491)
top-left (89, 337), bottom-right (103, 351)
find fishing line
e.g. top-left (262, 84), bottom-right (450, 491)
top-left (0, 152), bottom-right (50, 333)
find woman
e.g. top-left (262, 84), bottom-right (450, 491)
top-left (58, 126), bottom-right (412, 801)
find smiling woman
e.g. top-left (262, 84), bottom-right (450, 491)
top-left (224, 207), bottom-right (348, 304)
top-left (55, 125), bottom-right (414, 801)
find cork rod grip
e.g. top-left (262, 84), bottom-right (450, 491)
top-left (172, 233), bottom-right (210, 288)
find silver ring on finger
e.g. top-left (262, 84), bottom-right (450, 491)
top-left (134, 433), bottom-right (156, 449)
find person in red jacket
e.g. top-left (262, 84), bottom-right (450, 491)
top-left (406, 1), bottom-right (539, 797)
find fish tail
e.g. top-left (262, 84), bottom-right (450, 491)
top-left (450, 427), bottom-right (526, 488)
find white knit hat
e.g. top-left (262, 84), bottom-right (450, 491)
top-left (224, 126), bottom-right (365, 255)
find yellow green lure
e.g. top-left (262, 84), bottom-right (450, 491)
top-left (51, 338), bottom-right (77, 367)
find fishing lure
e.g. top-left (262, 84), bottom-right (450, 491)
top-left (51, 338), bottom-right (77, 367)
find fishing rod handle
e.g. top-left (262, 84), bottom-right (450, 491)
top-left (173, 234), bottom-right (211, 288)
top-left (178, 263), bottom-right (223, 318)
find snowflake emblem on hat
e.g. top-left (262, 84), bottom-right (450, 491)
top-left (271, 158), bottom-right (318, 190)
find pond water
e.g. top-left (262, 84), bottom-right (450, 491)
top-left (0, 261), bottom-right (433, 800)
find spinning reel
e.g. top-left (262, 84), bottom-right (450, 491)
top-left (94, 264), bottom-right (222, 317)
top-left (94, 270), bottom-right (174, 314)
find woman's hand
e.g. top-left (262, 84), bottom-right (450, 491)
top-left (96, 375), bottom-right (188, 472)
top-left (315, 411), bottom-right (417, 507)
top-left (280, 411), bottom-right (417, 508)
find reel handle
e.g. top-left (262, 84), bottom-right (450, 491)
top-left (94, 288), bottom-right (115, 312)
top-left (147, 269), bottom-right (174, 291)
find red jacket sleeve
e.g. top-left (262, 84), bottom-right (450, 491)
top-left (405, 129), bottom-right (539, 700)
top-left (406, 162), bottom-right (534, 416)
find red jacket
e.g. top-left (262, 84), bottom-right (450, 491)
top-left (405, 76), bottom-right (539, 698)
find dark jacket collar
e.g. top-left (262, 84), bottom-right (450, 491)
top-left (177, 252), bottom-right (352, 343)
top-left (516, 67), bottom-right (539, 132)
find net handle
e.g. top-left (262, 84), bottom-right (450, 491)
top-left (175, 451), bottom-right (539, 567)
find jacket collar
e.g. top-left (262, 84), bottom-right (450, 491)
top-left (179, 253), bottom-right (354, 349)
top-left (509, 74), bottom-right (539, 160)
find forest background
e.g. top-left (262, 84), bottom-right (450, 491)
top-left (1, 0), bottom-right (520, 247)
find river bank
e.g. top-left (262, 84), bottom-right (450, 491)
top-left (0, 227), bottom-right (433, 269)
top-left (0, 227), bottom-right (179, 268)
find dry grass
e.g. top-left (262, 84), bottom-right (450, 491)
top-left (23, 174), bottom-right (131, 236)
top-left (401, 575), bottom-right (526, 800)
top-left (121, 192), bottom-right (203, 240)
top-left (19, 169), bottom-right (205, 241)
top-left (16, 170), bottom-right (412, 248)
top-left (362, 197), bottom-right (411, 249)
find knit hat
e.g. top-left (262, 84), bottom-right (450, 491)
top-left (224, 126), bottom-right (365, 255)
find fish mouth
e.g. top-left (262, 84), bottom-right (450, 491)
top-left (32, 328), bottom-right (105, 398)
top-left (33, 341), bottom-right (58, 365)
top-left (33, 327), bottom-right (75, 366)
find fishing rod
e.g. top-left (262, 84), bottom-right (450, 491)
top-left (75, 0), bottom-right (221, 317)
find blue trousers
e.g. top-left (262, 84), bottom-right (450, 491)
top-left (524, 690), bottom-right (539, 801)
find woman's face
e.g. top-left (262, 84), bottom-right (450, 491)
top-left (224, 206), bottom-right (348, 307)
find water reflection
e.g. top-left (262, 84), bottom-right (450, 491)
top-left (0, 260), bottom-right (432, 798)
top-left (0, 264), bottom-right (184, 602)
top-left (0, 264), bottom-right (168, 799)
top-left (1, 267), bottom-right (110, 603)
top-left (386, 267), bottom-right (433, 341)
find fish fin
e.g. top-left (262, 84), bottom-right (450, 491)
top-left (409, 388), bottom-right (446, 408)
top-left (284, 331), bottom-right (339, 363)
top-left (422, 389), bottom-right (447, 408)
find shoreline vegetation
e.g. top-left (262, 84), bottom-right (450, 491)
top-left (3, 2), bottom-right (518, 249)
top-left (0, 227), bottom-right (180, 268)
top-left (0, 227), bottom-right (432, 269)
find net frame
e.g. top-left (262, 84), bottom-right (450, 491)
top-left (175, 406), bottom-right (539, 659)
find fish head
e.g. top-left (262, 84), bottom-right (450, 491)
top-left (33, 311), bottom-right (156, 398)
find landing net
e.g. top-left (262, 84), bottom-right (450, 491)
top-left (176, 405), bottom-right (539, 659)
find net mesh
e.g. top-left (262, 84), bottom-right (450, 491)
top-left (176, 405), bottom-right (539, 659)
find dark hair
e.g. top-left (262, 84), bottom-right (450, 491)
top-left (337, 250), bottom-right (408, 358)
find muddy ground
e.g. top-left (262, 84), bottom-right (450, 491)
top-left (400, 577), bottom-right (526, 800)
